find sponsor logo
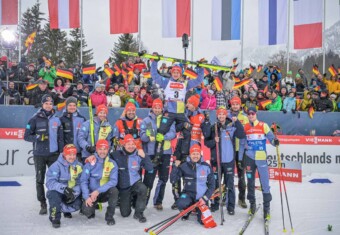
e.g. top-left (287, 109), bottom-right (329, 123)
top-left (169, 83), bottom-right (184, 89)
top-left (305, 137), bottom-right (333, 144)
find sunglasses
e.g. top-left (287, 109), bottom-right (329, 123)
top-left (247, 112), bottom-right (256, 116)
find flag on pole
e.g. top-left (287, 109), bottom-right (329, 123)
top-left (212, 0), bottom-right (241, 40)
top-left (312, 64), bottom-right (320, 75)
top-left (213, 78), bottom-right (223, 91)
top-left (57, 101), bottom-right (66, 111)
top-left (328, 65), bottom-right (338, 77)
top-left (57, 68), bottom-right (73, 80)
top-left (48, 0), bottom-right (80, 29)
top-left (259, 0), bottom-right (287, 45)
top-left (104, 57), bottom-right (112, 65)
top-left (231, 64), bottom-right (238, 72)
top-left (24, 32), bottom-right (37, 55)
top-left (110, 0), bottom-right (138, 34)
top-left (259, 99), bottom-right (272, 108)
top-left (308, 106), bottom-right (315, 119)
top-left (26, 84), bottom-right (38, 91)
top-left (113, 64), bottom-right (121, 76)
top-left (294, 0), bottom-right (322, 49)
top-left (203, 68), bottom-right (210, 77)
top-left (104, 67), bottom-right (114, 77)
top-left (142, 71), bottom-right (151, 79)
top-left (0, 0), bottom-right (18, 25)
top-left (233, 78), bottom-right (250, 89)
top-left (263, 85), bottom-right (268, 93)
top-left (257, 64), bottom-right (263, 73)
top-left (183, 68), bottom-right (198, 79)
top-left (162, 0), bottom-right (191, 38)
top-left (248, 64), bottom-right (256, 75)
top-left (232, 58), bottom-right (237, 65)
top-left (83, 64), bottom-right (96, 75)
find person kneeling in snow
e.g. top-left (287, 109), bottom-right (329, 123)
top-left (170, 144), bottom-right (216, 227)
top-left (46, 144), bottom-right (83, 228)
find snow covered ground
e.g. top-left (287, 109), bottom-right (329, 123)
top-left (0, 174), bottom-right (339, 235)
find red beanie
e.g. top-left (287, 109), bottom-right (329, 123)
top-left (171, 65), bottom-right (182, 75)
top-left (230, 96), bottom-right (241, 105)
top-left (152, 98), bottom-right (163, 109)
top-left (216, 106), bottom-right (228, 116)
top-left (187, 95), bottom-right (200, 108)
top-left (96, 139), bottom-right (109, 150)
top-left (125, 102), bottom-right (136, 111)
top-left (96, 104), bottom-right (108, 115)
top-left (63, 144), bottom-right (77, 156)
top-left (190, 144), bottom-right (201, 154)
top-left (123, 134), bottom-right (135, 145)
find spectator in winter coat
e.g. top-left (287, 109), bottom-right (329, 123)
top-left (314, 90), bottom-right (333, 112)
top-left (280, 86), bottom-right (288, 102)
top-left (7, 81), bottom-right (21, 105)
top-left (80, 140), bottom-right (119, 226)
top-left (28, 79), bottom-right (51, 107)
top-left (264, 66), bottom-right (282, 85)
top-left (266, 90), bottom-right (282, 111)
top-left (329, 93), bottom-right (338, 112)
top-left (110, 134), bottom-right (153, 223)
top-left (90, 82), bottom-right (107, 107)
top-left (281, 71), bottom-right (296, 92)
top-left (244, 91), bottom-right (258, 111)
top-left (46, 144), bottom-right (83, 228)
top-left (73, 81), bottom-right (89, 106)
top-left (23, 63), bottom-right (38, 83)
top-left (106, 86), bottom-right (121, 108)
top-left (115, 84), bottom-right (130, 107)
top-left (200, 89), bottom-right (216, 110)
top-left (244, 78), bottom-right (258, 92)
top-left (323, 75), bottom-right (340, 95)
top-left (257, 75), bottom-right (269, 91)
top-left (295, 74), bottom-right (305, 93)
top-left (38, 60), bottom-right (57, 88)
top-left (282, 91), bottom-right (296, 113)
top-left (136, 87), bottom-right (152, 108)
top-left (297, 69), bottom-right (309, 87)
top-left (300, 90), bottom-right (312, 111)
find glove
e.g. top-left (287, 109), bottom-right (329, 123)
top-left (273, 138), bottom-right (280, 146)
top-left (203, 110), bottom-right (210, 122)
top-left (156, 133), bottom-right (164, 142)
top-left (86, 145), bottom-right (96, 154)
top-left (64, 187), bottom-right (76, 203)
top-left (199, 195), bottom-right (210, 206)
top-left (291, 109), bottom-right (296, 114)
top-left (146, 129), bottom-right (151, 137)
top-left (138, 50), bottom-right (147, 56)
top-left (183, 122), bottom-right (192, 131)
top-left (282, 109), bottom-right (287, 114)
top-left (152, 52), bottom-right (160, 62)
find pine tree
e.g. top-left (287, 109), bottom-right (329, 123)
top-left (111, 34), bottom-right (140, 65)
top-left (64, 28), bottom-right (93, 66)
top-left (39, 22), bottom-right (68, 66)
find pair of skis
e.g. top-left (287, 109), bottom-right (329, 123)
top-left (239, 204), bottom-right (269, 235)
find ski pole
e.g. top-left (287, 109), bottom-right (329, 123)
top-left (88, 98), bottom-right (95, 146)
top-left (144, 214), bottom-right (177, 233)
top-left (215, 123), bottom-right (225, 225)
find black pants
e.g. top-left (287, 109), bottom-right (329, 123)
top-left (235, 151), bottom-right (246, 201)
top-left (47, 190), bottom-right (82, 222)
top-left (143, 154), bottom-right (171, 206)
top-left (82, 187), bottom-right (119, 220)
top-left (221, 161), bottom-right (236, 210)
top-left (119, 181), bottom-right (147, 217)
top-left (34, 154), bottom-right (58, 202)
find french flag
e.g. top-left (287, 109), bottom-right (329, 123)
top-left (0, 0), bottom-right (18, 25)
top-left (212, 0), bottom-right (241, 40)
top-left (259, 0), bottom-right (287, 45)
top-left (162, 0), bottom-right (191, 38)
top-left (48, 0), bottom-right (80, 29)
top-left (294, 0), bottom-right (322, 49)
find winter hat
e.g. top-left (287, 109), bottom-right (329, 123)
top-left (230, 96), bottom-right (241, 105)
top-left (28, 63), bottom-right (35, 68)
top-left (118, 83), bottom-right (125, 88)
top-left (66, 96), bottom-right (77, 107)
top-left (330, 93), bottom-right (337, 99)
top-left (94, 82), bottom-right (104, 89)
top-left (41, 94), bottom-right (54, 105)
top-left (295, 74), bottom-right (301, 78)
top-left (190, 144), bottom-right (201, 155)
top-left (152, 98), bottom-right (163, 109)
top-left (63, 144), bottom-right (77, 156)
top-left (216, 106), bottom-right (228, 116)
top-left (287, 71), bottom-right (292, 75)
top-left (171, 65), bottom-right (182, 75)
top-left (96, 139), bottom-right (109, 150)
top-left (249, 91), bottom-right (257, 98)
top-left (96, 104), bottom-right (108, 115)
top-left (208, 89), bottom-right (214, 95)
top-left (123, 134), bottom-right (135, 145)
top-left (187, 95), bottom-right (200, 108)
top-left (247, 107), bottom-right (257, 114)
top-left (125, 102), bottom-right (136, 111)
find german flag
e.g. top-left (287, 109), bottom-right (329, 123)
top-left (127, 71), bottom-right (134, 84)
top-left (122, 62), bottom-right (133, 71)
top-left (275, 81), bottom-right (281, 91)
top-left (257, 64), bottom-right (263, 73)
top-left (259, 100), bottom-right (272, 108)
top-left (183, 68), bottom-right (198, 79)
top-left (57, 101), bottom-right (66, 111)
top-left (104, 67), bottom-right (114, 77)
top-left (83, 64), bottom-right (96, 75)
top-left (275, 66), bottom-right (281, 73)
top-left (143, 71), bottom-right (151, 79)
top-left (26, 84), bottom-right (38, 91)
top-left (233, 77), bottom-right (241, 83)
top-left (213, 78), bottom-right (223, 91)
top-left (308, 106), bottom-right (315, 119)
top-left (231, 64), bottom-right (238, 72)
top-left (232, 58), bottom-right (237, 65)
top-left (312, 64), bottom-right (320, 75)
top-left (203, 68), bottom-right (210, 77)
top-left (328, 64), bottom-right (337, 76)
top-left (314, 86), bottom-right (320, 91)
top-left (263, 85), bottom-right (268, 94)
top-left (104, 57), bottom-right (112, 65)
top-left (121, 69), bottom-right (127, 78)
top-left (57, 69), bottom-right (73, 80)
top-left (248, 64), bottom-right (256, 75)
top-left (233, 78), bottom-right (251, 89)
top-left (113, 64), bottom-right (121, 76)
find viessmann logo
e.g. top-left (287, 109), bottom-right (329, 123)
top-left (0, 128), bottom-right (25, 139)
top-left (170, 83), bottom-right (184, 89)
top-left (305, 137), bottom-right (333, 144)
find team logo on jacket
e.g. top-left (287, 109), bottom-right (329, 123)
top-left (170, 83), bottom-right (184, 89)
top-left (201, 170), bottom-right (206, 176)
top-left (132, 161), bottom-right (138, 169)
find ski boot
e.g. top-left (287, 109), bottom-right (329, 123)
top-left (248, 203), bottom-right (256, 215)
top-left (238, 199), bottom-right (248, 208)
top-left (134, 212), bottom-right (147, 223)
top-left (63, 212), bottom-right (72, 218)
top-left (51, 220), bottom-right (60, 228)
top-left (39, 201), bottom-right (47, 215)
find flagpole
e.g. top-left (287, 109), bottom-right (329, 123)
top-left (80, 0), bottom-right (83, 64)
top-left (138, 0), bottom-right (142, 51)
top-left (190, 0), bottom-right (193, 61)
top-left (18, 0), bottom-right (22, 62)
top-left (322, 0), bottom-right (326, 73)
top-left (240, 0), bottom-right (244, 69)
top-left (286, 0), bottom-right (290, 72)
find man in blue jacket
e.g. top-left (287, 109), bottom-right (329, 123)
top-left (46, 144), bottom-right (83, 228)
top-left (24, 94), bottom-right (63, 215)
top-left (170, 144), bottom-right (215, 225)
top-left (140, 98), bottom-right (176, 210)
top-left (80, 139), bottom-right (119, 225)
top-left (110, 134), bottom-right (153, 223)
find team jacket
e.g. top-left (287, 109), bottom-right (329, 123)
top-left (78, 117), bottom-right (113, 158)
top-left (202, 118), bottom-right (246, 165)
top-left (229, 110), bottom-right (249, 151)
top-left (170, 158), bottom-right (215, 200)
top-left (110, 149), bottom-right (153, 190)
top-left (113, 116), bottom-right (142, 149)
top-left (46, 154), bottom-right (83, 197)
top-left (243, 120), bottom-right (275, 161)
top-left (187, 109), bottom-right (206, 144)
top-left (59, 110), bottom-right (86, 153)
top-left (140, 110), bottom-right (176, 155)
top-left (151, 61), bottom-right (204, 113)
top-left (24, 109), bottom-right (63, 156)
top-left (80, 154), bottom-right (118, 200)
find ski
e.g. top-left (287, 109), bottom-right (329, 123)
top-left (239, 204), bottom-right (261, 235)
top-left (264, 218), bottom-right (270, 235)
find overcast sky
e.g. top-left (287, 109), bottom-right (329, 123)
top-left (18, 0), bottom-right (340, 66)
